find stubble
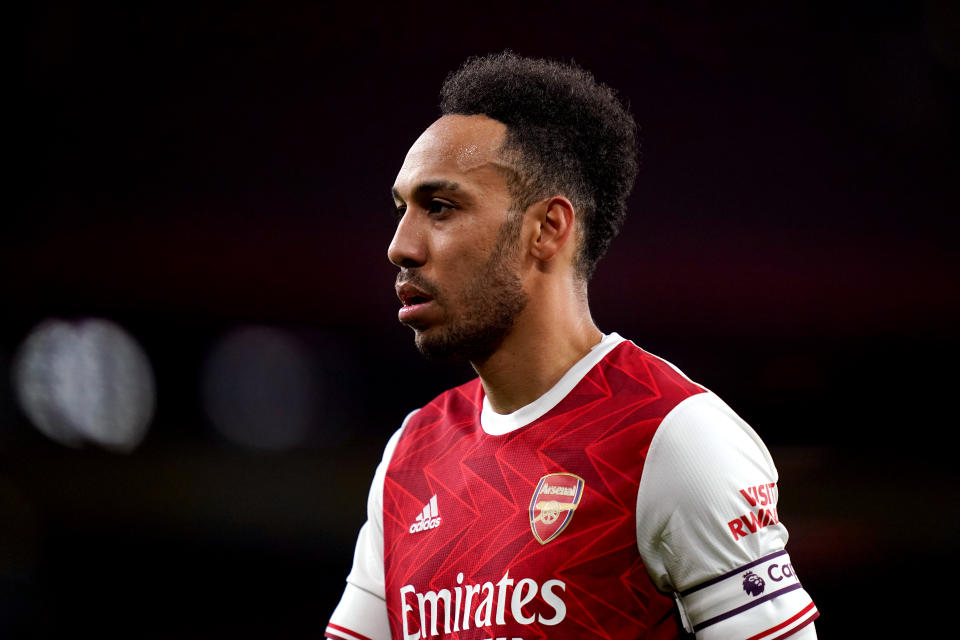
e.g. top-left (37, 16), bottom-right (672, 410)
top-left (410, 212), bottom-right (528, 363)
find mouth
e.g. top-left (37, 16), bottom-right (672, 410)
top-left (396, 280), bottom-right (438, 325)
top-left (396, 282), bottom-right (434, 307)
top-left (403, 293), bottom-right (433, 307)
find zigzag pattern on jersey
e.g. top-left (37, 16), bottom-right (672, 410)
top-left (383, 342), bottom-right (705, 639)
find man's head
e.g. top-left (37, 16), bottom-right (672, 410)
top-left (389, 52), bottom-right (637, 362)
top-left (440, 51), bottom-right (638, 280)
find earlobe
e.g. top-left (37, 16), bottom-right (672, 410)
top-left (530, 197), bottom-right (575, 262)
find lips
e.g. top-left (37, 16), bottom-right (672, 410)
top-left (396, 280), bottom-right (438, 326)
top-left (396, 281), bottom-right (434, 307)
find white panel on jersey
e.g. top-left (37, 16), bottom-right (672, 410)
top-left (636, 392), bottom-right (788, 591)
top-left (635, 391), bottom-right (817, 637)
top-left (327, 583), bottom-right (391, 640)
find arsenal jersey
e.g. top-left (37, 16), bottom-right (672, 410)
top-left (327, 334), bottom-right (818, 640)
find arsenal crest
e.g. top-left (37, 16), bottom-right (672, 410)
top-left (529, 472), bottom-right (585, 544)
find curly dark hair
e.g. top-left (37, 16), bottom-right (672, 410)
top-left (440, 51), bottom-right (638, 280)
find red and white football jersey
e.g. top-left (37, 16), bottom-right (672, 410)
top-left (326, 334), bottom-right (818, 640)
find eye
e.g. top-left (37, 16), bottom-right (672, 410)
top-left (427, 200), bottom-right (455, 217)
top-left (393, 204), bottom-right (407, 221)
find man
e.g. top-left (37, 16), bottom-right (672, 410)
top-left (326, 52), bottom-right (818, 640)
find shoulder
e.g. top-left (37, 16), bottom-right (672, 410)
top-left (602, 339), bottom-right (771, 483)
top-left (579, 339), bottom-right (707, 429)
top-left (649, 392), bottom-right (777, 491)
top-left (391, 378), bottom-right (483, 462)
top-left (638, 392), bottom-right (782, 560)
top-left (601, 338), bottom-right (707, 401)
top-left (635, 390), bottom-right (786, 589)
top-left (393, 377), bottom-right (484, 438)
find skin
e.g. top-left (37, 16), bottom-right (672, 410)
top-left (389, 114), bottom-right (602, 414)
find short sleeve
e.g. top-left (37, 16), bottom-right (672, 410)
top-left (326, 412), bottom-right (415, 640)
top-left (635, 393), bottom-right (818, 639)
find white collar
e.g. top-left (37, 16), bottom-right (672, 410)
top-left (479, 332), bottom-right (625, 436)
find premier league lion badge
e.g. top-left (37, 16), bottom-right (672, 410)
top-left (530, 472), bottom-right (585, 544)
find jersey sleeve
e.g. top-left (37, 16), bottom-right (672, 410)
top-left (325, 412), bottom-right (416, 640)
top-left (635, 393), bottom-right (819, 639)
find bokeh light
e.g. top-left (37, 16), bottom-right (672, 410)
top-left (12, 318), bottom-right (156, 452)
top-left (201, 326), bottom-right (319, 451)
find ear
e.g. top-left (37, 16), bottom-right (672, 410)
top-left (529, 196), bottom-right (576, 263)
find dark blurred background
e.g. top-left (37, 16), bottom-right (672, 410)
top-left (5, 1), bottom-right (958, 637)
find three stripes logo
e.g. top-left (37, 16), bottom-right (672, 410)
top-left (409, 494), bottom-right (442, 534)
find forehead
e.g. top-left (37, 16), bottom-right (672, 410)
top-left (393, 114), bottom-right (508, 197)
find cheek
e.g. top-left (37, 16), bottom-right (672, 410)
top-left (433, 251), bottom-right (486, 306)
top-left (435, 232), bottom-right (491, 271)
top-left (429, 211), bottom-right (508, 286)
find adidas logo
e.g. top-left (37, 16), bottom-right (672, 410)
top-left (409, 494), bottom-right (442, 534)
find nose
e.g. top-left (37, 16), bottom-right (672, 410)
top-left (387, 210), bottom-right (427, 268)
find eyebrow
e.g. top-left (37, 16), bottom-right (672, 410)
top-left (392, 180), bottom-right (461, 203)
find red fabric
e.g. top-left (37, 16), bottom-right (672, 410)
top-left (384, 342), bottom-right (705, 639)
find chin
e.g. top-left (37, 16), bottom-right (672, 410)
top-left (414, 330), bottom-right (463, 363)
top-left (413, 323), bottom-right (511, 364)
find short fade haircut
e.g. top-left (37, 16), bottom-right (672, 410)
top-left (440, 51), bottom-right (638, 280)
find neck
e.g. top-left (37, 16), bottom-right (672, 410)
top-left (473, 281), bottom-right (602, 414)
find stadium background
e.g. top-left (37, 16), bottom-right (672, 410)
top-left (5, 2), bottom-right (957, 637)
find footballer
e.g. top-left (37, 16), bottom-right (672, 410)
top-left (326, 52), bottom-right (819, 640)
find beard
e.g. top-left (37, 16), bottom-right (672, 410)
top-left (401, 214), bottom-right (529, 363)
